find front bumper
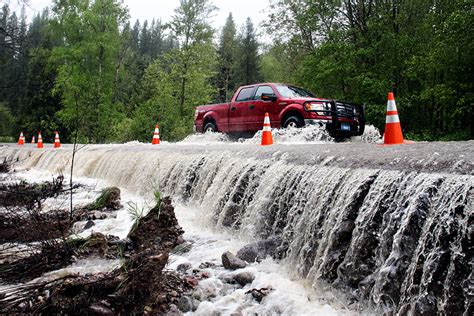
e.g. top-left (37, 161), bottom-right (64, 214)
top-left (304, 100), bottom-right (365, 137)
top-left (305, 119), bottom-right (332, 125)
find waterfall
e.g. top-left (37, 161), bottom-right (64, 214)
top-left (2, 144), bottom-right (472, 314)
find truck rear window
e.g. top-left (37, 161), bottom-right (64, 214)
top-left (236, 87), bottom-right (254, 101)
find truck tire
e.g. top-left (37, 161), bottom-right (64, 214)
top-left (283, 115), bottom-right (304, 129)
top-left (203, 121), bottom-right (217, 133)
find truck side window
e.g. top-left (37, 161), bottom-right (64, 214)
top-left (254, 86), bottom-right (275, 100)
top-left (236, 87), bottom-right (254, 101)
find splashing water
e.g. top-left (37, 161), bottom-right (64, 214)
top-left (1, 141), bottom-right (472, 314)
top-left (244, 125), bottom-right (334, 144)
top-left (349, 125), bottom-right (382, 144)
top-left (180, 132), bottom-right (231, 144)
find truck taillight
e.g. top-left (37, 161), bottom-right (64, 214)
top-left (194, 109), bottom-right (199, 120)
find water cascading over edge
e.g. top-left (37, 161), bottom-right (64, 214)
top-left (3, 146), bottom-right (473, 315)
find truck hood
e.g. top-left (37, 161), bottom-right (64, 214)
top-left (281, 97), bottom-right (330, 104)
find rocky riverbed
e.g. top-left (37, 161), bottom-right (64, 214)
top-left (0, 160), bottom-right (344, 315)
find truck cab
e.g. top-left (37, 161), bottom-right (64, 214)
top-left (195, 83), bottom-right (365, 138)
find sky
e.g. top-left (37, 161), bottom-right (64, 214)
top-left (9, 0), bottom-right (271, 33)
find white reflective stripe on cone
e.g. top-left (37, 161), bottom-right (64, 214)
top-left (386, 115), bottom-right (400, 123)
top-left (387, 100), bottom-right (397, 111)
top-left (263, 125), bottom-right (271, 132)
top-left (264, 117), bottom-right (270, 124)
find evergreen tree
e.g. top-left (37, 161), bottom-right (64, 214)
top-left (234, 18), bottom-right (261, 86)
top-left (215, 13), bottom-right (237, 102)
top-left (130, 0), bottom-right (216, 141)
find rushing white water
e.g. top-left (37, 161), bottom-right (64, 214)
top-left (180, 124), bottom-right (381, 145)
top-left (1, 141), bottom-right (472, 315)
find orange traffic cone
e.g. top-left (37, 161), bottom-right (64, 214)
top-left (37, 132), bottom-right (43, 149)
top-left (31, 136), bottom-right (35, 144)
top-left (152, 124), bottom-right (160, 145)
top-left (261, 113), bottom-right (273, 146)
top-left (17, 132), bottom-right (25, 145)
top-left (383, 92), bottom-right (404, 145)
top-left (54, 131), bottom-right (61, 148)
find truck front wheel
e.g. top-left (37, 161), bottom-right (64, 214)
top-left (283, 116), bottom-right (304, 129)
top-left (203, 121), bottom-right (217, 133)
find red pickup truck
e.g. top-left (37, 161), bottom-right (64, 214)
top-left (194, 83), bottom-right (365, 137)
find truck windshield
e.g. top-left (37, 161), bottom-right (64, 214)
top-left (276, 85), bottom-right (315, 98)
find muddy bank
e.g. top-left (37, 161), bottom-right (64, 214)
top-left (0, 196), bottom-right (192, 314)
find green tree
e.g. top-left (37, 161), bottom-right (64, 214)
top-left (51, 0), bottom-right (128, 143)
top-left (266, 0), bottom-right (474, 140)
top-left (215, 13), bottom-right (237, 102)
top-left (130, 0), bottom-right (216, 141)
top-left (234, 18), bottom-right (262, 86)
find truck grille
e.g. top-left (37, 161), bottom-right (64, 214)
top-left (335, 102), bottom-right (356, 118)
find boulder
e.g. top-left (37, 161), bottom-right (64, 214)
top-left (177, 262), bottom-right (192, 273)
top-left (236, 236), bottom-right (282, 263)
top-left (222, 251), bottom-right (247, 270)
top-left (233, 272), bottom-right (255, 286)
top-left (176, 296), bottom-right (193, 313)
top-left (199, 261), bottom-right (216, 269)
top-left (83, 220), bottom-right (95, 230)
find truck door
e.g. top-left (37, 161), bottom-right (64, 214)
top-left (247, 85), bottom-right (278, 131)
top-left (229, 86), bottom-right (255, 132)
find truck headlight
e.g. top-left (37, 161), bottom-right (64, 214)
top-left (304, 102), bottom-right (327, 111)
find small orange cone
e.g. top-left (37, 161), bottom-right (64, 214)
top-left (54, 131), bottom-right (61, 148)
top-left (261, 113), bottom-right (273, 146)
top-left (17, 132), bottom-right (25, 145)
top-left (31, 136), bottom-right (35, 144)
top-left (152, 124), bottom-right (160, 145)
top-left (37, 132), bottom-right (43, 149)
top-left (383, 92), bottom-right (404, 145)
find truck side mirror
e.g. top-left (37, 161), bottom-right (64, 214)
top-left (261, 93), bottom-right (277, 102)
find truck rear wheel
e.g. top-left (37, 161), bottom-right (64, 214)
top-left (204, 121), bottom-right (217, 133)
top-left (283, 116), bottom-right (304, 129)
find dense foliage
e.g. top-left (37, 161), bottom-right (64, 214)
top-left (0, 0), bottom-right (472, 142)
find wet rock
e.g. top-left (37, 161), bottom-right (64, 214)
top-left (177, 262), bottom-right (192, 273)
top-left (222, 251), bottom-right (247, 270)
top-left (220, 273), bottom-right (238, 284)
top-left (246, 286), bottom-right (273, 303)
top-left (176, 236), bottom-right (185, 245)
top-left (202, 285), bottom-right (218, 299)
top-left (236, 236), bottom-right (282, 263)
top-left (167, 304), bottom-right (181, 316)
top-left (233, 272), bottom-right (255, 286)
top-left (195, 270), bottom-right (210, 279)
top-left (176, 296), bottom-right (193, 313)
top-left (108, 237), bottom-right (133, 251)
top-left (184, 275), bottom-right (199, 287)
top-left (199, 261), bottom-right (216, 269)
top-left (192, 299), bottom-right (200, 311)
top-left (89, 303), bottom-right (114, 316)
top-left (84, 220), bottom-right (95, 230)
top-left (172, 241), bottom-right (193, 254)
top-left (191, 288), bottom-right (204, 301)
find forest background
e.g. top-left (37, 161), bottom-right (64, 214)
top-left (0, 0), bottom-right (472, 142)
